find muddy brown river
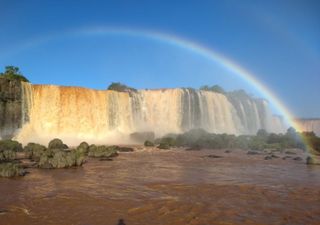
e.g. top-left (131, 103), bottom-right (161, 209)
top-left (0, 148), bottom-right (320, 225)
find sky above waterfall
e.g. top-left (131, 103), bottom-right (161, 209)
top-left (0, 0), bottom-right (319, 118)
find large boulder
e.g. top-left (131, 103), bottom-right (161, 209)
top-left (0, 162), bottom-right (26, 177)
top-left (38, 148), bottom-right (85, 169)
top-left (48, 138), bottom-right (68, 149)
top-left (0, 140), bottom-right (23, 152)
top-left (144, 140), bottom-right (154, 147)
top-left (88, 145), bottom-right (118, 158)
top-left (76, 142), bottom-right (90, 156)
top-left (24, 143), bottom-right (47, 161)
top-left (0, 149), bottom-right (16, 162)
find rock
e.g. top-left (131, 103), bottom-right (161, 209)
top-left (282, 156), bottom-right (292, 160)
top-left (38, 148), bottom-right (86, 169)
top-left (158, 143), bottom-right (170, 150)
top-left (293, 157), bottom-right (302, 161)
top-left (271, 154), bottom-right (279, 158)
top-left (0, 209), bottom-right (9, 215)
top-left (285, 151), bottom-right (296, 155)
top-left (0, 162), bottom-right (26, 177)
top-left (185, 147), bottom-right (202, 151)
top-left (48, 138), bottom-right (68, 149)
top-left (0, 139), bottom-right (23, 152)
top-left (130, 132), bottom-right (155, 143)
top-left (0, 78), bottom-right (24, 139)
top-left (264, 156), bottom-right (273, 160)
top-left (306, 156), bottom-right (320, 165)
top-left (144, 140), bottom-right (155, 147)
top-left (24, 143), bottom-right (47, 161)
top-left (247, 150), bottom-right (260, 155)
top-left (206, 154), bottom-right (223, 158)
top-left (0, 149), bottom-right (16, 162)
top-left (88, 145), bottom-right (118, 158)
top-left (225, 150), bottom-right (231, 153)
top-left (76, 142), bottom-right (90, 156)
top-left (118, 146), bottom-right (134, 152)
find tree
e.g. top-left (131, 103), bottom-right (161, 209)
top-left (0, 66), bottom-right (29, 82)
top-left (200, 84), bottom-right (226, 94)
top-left (107, 82), bottom-right (136, 92)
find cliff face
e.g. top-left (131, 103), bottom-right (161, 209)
top-left (0, 78), bottom-right (23, 139)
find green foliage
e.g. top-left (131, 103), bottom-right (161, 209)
top-left (200, 85), bottom-right (225, 94)
top-left (0, 66), bottom-right (29, 82)
top-left (107, 82), bottom-right (137, 92)
top-left (0, 162), bottom-right (26, 177)
top-left (88, 145), bottom-right (119, 158)
top-left (48, 138), bottom-right (68, 149)
top-left (158, 126), bottom-right (315, 152)
top-left (0, 140), bottom-right (23, 152)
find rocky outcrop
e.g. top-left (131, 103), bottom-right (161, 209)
top-left (0, 78), bottom-right (23, 139)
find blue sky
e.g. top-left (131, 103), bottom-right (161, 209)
top-left (0, 0), bottom-right (319, 118)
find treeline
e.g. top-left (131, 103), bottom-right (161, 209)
top-left (149, 128), bottom-right (320, 153)
top-left (0, 66), bottom-right (29, 82)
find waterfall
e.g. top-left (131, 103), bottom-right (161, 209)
top-left (15, 84), bottom-right (287, 145)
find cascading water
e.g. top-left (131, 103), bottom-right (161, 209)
top-left (14, 83), bottom-right (287, 145)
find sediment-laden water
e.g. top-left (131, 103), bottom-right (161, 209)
top-left (0, 148), bottom-right (319, 225)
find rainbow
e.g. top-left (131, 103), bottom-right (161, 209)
top-left (3, 26), bottom-right (313, 150)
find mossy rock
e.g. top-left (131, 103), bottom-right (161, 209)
top-left (88, 145), bottom-right (118, 158)
top-left (144, 140), bottom-right (154, 147)
top-left (76, 142), bottom-right (90, 155)
top-left (0, 149), bottom-right (16, 162)
top-left (0, 162), bottom-right (26, 177)
top-left (158, 143), bottom-right (170, 150)
top-left (48, 138), bottom-right (68, 149)
top-left (24, 143), bottom-right (47, 161)
top-left (38, 148), bottom-right (85, 169)
top-left (0, 140), bottom-right (23, 152)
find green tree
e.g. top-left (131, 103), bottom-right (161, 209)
top-left (0, 66), bottom-right (29, 82)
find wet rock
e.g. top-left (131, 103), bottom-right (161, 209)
top-left (0, 149), bottom-right (16, 162)
top-left (0, 140), bottom-right (23, 152)
top-left (24, 143), bottom-right (47, 161)
top-left (0, 209), bottom-right (9, 215)
top-left (0, 162), bottom-right (26, 177)
top-left (206, 154), bottom-right (223, 159)
top-left (247, 150), bottom-right (260, 155)
top-left (271, 154), bottom-right (279, 158)
top-left (185, 146), bottom-right (202, 151)
top-left (264, 156), bottom-right (273, 160)
top-left (144, 140), bottom-right (155, 147)
top-left (293, 157), bottom-right (302, 161)
top-left (282, 156), bottom-right (292, 160)
top-left (118, 147), bottom-right (134, 152)
top-left (285, 151), bottom-right (296, 155)
top-left (88, 145), bottom-right (118, 158)
top-left (225, 150), bottom-right (231, 153)
top-left (48, 138), bottom-right (68, 149)
top-left (76, 142), bottom-right (90, 156)
top-left (0, 78), bottom-right (24, 139)
top-left (158, 143), bottom-right (170, 150)
top-left (38, 148), bottom-right (86, 169)
top-left (306, 156), bottom-right (320, 165)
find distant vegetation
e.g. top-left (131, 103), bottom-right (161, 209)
top-left (107, 82), bottom-right (137, 92)
top-left (0, 66), bottom-right (29, 82)
top-left (154, 127), bottom-right (320, 154)
top-left (200, 85), bottom-right (226, 94)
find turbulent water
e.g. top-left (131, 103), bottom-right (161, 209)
top-left (0, 148), bottom-right (319, 225)
top-left (15, 84), bottom-right (287, 145)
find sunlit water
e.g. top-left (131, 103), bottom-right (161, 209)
top-left (0, 148), bottom-right (320, 225)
